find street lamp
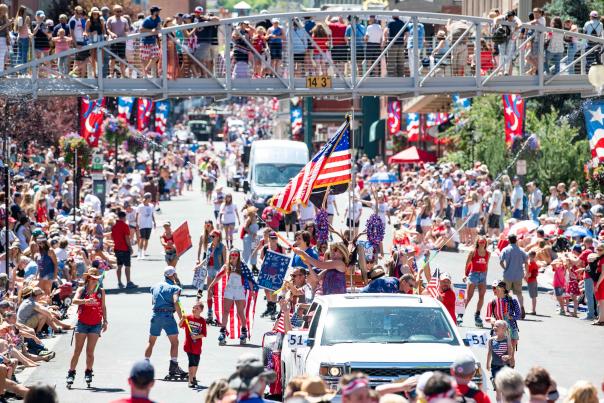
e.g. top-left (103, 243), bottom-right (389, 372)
top-left (588, 64), bottom-right (604, 94)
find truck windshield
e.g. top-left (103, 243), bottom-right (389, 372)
top-left (321, 307), bottom-right (458, 346)
top-left (254, 164), bottom-right (305, 187)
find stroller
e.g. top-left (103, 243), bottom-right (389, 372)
top-left (51, 281), bottom-right (74, 320)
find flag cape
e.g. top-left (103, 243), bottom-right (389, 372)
top-left (80, 97), bottom-right (105, 147)
top-left (213, 275), bottom-right (258, 340)
top-left (271, 119), bottom-right (351, 213)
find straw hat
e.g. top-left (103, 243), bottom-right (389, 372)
top-left (83, 267), bottom-right (103, 280)
top-left (294, 377), bottom-right (336, 403)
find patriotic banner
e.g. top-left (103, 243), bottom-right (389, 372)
top-left (452, 94), bottom-right (471, 112)
top-left (426, 112), bottom-right (450, 128)
top-left (213, 275), bottom-right (258, 339)
top-left (290, 98), bottom-right (303, 141)
top-left (584, 100), bottom-right (604, 163)
top-left (387, 100), bottom-right (401, 135)
top-left (271, 119), bottom-right (351, 213)
top-left (80, 97), bottom-right (105, 148)
top-left (425, 267), bottom-right (440, 299)
top-left (172, 221), bottom-right (192, 257)
top-left (154, 100), bottom-right (170, 135)
top-left (257, 250), bottom-right (291, 291)
top-left (136, 98), bottom-right (154, 131)
top-left (117, 97), bottom-right (134, 121)
top-left (406, 113), bottom-right (420, 142)
top-left (502, 94), bottom-right (525, 146)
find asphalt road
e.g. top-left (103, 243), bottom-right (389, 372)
top-left (22, 179), bottom-right (604, 402)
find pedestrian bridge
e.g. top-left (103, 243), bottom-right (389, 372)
top-left (1, 10), bottom-right (603, 99)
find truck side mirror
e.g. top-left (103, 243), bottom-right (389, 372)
top-left (243, 180), bottom-right (249, 192)
top-left (306, 338), bottom-right (315, 347)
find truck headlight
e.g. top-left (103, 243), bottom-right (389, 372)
top-left (320, 364), bottom-right (344, 377)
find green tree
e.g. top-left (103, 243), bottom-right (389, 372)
top-left (544, 0), bottom-right (590, 25)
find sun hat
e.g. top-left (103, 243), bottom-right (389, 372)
top-left (84, 267), bottom-right (102, 280)
top-left (294, 376), bottom-right (336, 403)
top-left (451, 354), bottom-right (476, 376)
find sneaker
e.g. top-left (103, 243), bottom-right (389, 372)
top-left (126, 282), bottom-right (138, 289)
top-left (559, 309), bottom-right (566, 316)
top-left (118, 282), bottom-right (125, 289)
top-left (39, 350), bottom-right (54, 357)
top-left (580, 316), bottom-right (596, 321)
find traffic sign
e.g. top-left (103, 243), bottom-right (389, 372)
top-left (91, 153), bottom-right (104, 173)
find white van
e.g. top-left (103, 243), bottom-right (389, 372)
top-left (245, 140), bottom-right (309, 211)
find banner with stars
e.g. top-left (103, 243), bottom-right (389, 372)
top-left (502, 94), bottom-right (525, 146)
top-left (154, 100), bottom-right (170, 135)
top-left (80, 97), bottom-right (105, 148)
top-left (387, 100), bottom-right (401, 135)
top-left (290, 98), bottom-right (303, 141)
top-left (584, 100), bottom-right (604, 163)
top-left (136, 98), bottom-right (154, 131)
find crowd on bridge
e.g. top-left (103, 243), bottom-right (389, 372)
top-left (2, 4), bottom-right (604, 80)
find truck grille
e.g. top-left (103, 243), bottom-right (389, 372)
top-left (352, 367), bottom-right (450, 378)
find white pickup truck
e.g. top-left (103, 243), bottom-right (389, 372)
top-left (279, 294), bottom-right (484, 391)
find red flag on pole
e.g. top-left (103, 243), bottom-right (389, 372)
top-left (80, 97), bottom-right (105, 147)
top-left (172, 221), bottom-right (192, 257)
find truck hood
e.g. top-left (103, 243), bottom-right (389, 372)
top-left (252, 185), bottom-right (282, 198)
top-left (313, 343), bottom-right (472, 365)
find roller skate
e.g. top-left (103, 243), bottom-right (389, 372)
top-left (206, 310), bottom-right (215, 326)
top-left (164, 361), bottom-right (188, 381)
top-left (84, 369), bottom-right (93, 388)
top-left (474, 313), bottom-right (484, 328)
top-left (240, 327), bottom-right (248, 345)
top-left (261, 302), bottom-right (273, 318)
top-left (66, 370), bottom-right (75, 389)
top-left (270, 303), bottom-right (278, 321)
top-left (218, 327), bottom-right (227, 345)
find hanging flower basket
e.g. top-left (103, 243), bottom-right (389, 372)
top-left (315, 208), bottom-right (329, 244)
top-left (365, 213), bottom-right (385, 248)
top-left (103, 116), bottom-right (130, 145)
top-left (59, 132), bottom-right (91, 166)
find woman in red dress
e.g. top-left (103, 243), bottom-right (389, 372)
top-left (593, 260), bottom-right (604, 326)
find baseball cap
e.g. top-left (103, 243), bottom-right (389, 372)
top-left (195, 6), bottom-right (204, 13)
top-left (130, 359), bottom-right (155, 385)
top-left (451, 354), bottom-right (476, 376)
top-left (591, 10), bottom-right (599, 18)
top-left (150, 5), bottom-right (162, 13)
top-left (228, 354), bottom-right (276, 391)
top-left (164, 266), bottom-right (176, 277)
top-left (439, 272), bottom-right (452, 282)
top-left (144, 192), bottom-right (152, 199)
top-left (36, 10), bottom-right (45, 17)
top-left (572, 244), bottom-right (583, 253)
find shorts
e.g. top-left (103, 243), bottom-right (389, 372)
top-left (510, 327), bottom-right (519, 341)
top-left (269, 43), bottom-right (283, 60)
top-left (139, 228), bottom-right (152, 240)
top-left (331, 44), bottom-right (348, 62)
top-left (554, 286), bottom-right (565, 297)
top-left (187, 352), bottom-right (200, 367)
top-left (284, 212), bottom-right (297, 226)
top-left (39, 271), bottom-right (54, 281)
top-left (110, 42), bottom-right (126, 59)
top-left (75, 321), bottom-right (102, 335)
top-left (75, 42), bottom-right (90, 60)
top-left (468, 271), bottom-right (487, 285)
top-left (366, 42), bottom-right (381, 62)
top-left (210, 45), bottom-right (219, 59)
top-left (194, 42), bottom-right (211, 61)
top-left (150, 313), bottom-right (178, 337)
top-left (224, 285), bottom-right (246, 301)
top-left (505, 280), bottom-right (523, 295)
top-left (488, 214), bottom-right (500, 229)
top-left (467, 213), bottom-right (480, 229)
top-left (165, 250), bottom-right (177, 263)
top-left (207, 267), bottom-right (219, 280)
top-left (294, 52), bottom-right (305, 63)
top-left (140, 43), bottom-right (160, 60)
top-left (527, 281), bottom-right (538, 298)
top-left (115, 250), bottom-right (131, 267)
top-left (346, 218), bottom-right (360, 228)
top-left (25, 314), bottom-right (40, 329)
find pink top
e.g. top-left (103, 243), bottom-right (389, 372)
top-left (552, 265), bottom-right (566, 288)
top-left (53, 37), bottom-right (71, 53)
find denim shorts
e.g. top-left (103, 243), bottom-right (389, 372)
top-left (76, 321), bottom-right (102, 335)
top-left (150, 313), bottom-right (178, 337)
top-left (468, 271), bottom-right (487, 285)
top-left (554, 287), bottom-right (565, 297)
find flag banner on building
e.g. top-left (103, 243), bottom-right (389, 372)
top-left (136, 98), bottom-right (154, 131)
top-left (502, 94), bottom-right (525, 146)
top-left (405, 113), bottom-right (420, 142)
top-left (387, 100), bottom-right (401, 135)
top-left (154, 100), bottom-right (170, 135)
top-left (257, 250), bottom-right (291, 291)
top-left (426, 112), bottom-right (450, 128)
top-left (452, 94), bottom-right (471, 112)
top-left (290, 98), bottom-right (303, 141)
top-left (213, 274), bottom-right (258, 340)
top-left (271, 119), bottom-right (352, 213)
top-left (80, 97), bottom-right (105, 148)
top-left (584, 100), bottom-right (604, 163)
top-left (117, 97), bottom-right (134, 121)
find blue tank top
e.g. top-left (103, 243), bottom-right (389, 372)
top-left (209, 243), bottom-right (224, 271)
top-left (37, 251), bottom-right (54, 277)
top-left (320, 269), bottom-right (346, 295)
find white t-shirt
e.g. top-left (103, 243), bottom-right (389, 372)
top-left (54, 247), bottom-right (68, 261)
top-left (126, 209), bottom-right (137, 226)
top-left (299, 204), bottom-right (316, 222)
top-left (347, 200), bottom-right (363, 221)
top-left (84, 194), bottom-right (102, 214)
top-left (490, 189), bottom-right (503, 215)
top-left (327, 195), bottom-right (336, 215)
top-left (365, 23), bottom-right (383, 44)
top-left (220, 203), bottom-right (237, 225)
top-left (213, 192), bottom-right (225, 212)
top-left (136, 204), bottom-right (155, 229)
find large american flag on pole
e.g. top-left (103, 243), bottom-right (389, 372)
top-left (213, 274), bottom-right (258, 340)
top-left (271, 119), bottom-right (351, 213)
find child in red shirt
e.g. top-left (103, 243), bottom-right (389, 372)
top-left (179, 302), bottom-right (207, 388)
top-left (524, 250), bottom-right (539, 315)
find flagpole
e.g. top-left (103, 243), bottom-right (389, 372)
top-left (349, 106), bottom-right (356, 289)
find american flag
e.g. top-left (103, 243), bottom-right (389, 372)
top-left (502, 94), bottom-right (525, 146)
top-left (584, 101), bottom-right (604, 163)
top-left (117, 97), bottom-right (134, 121)
top-left (213, 272), bottom-right (258, 340)
top-left (154, 100), bottom-right (170, 135)
top-left (136, 98), bottom-right (154, 131)
top-left (406, 113), bottom-right (420, 142)
top-left (290, 99), bottom-right (303, 141)
top-left (273, 310), bottom-right (287, 334)
top-left (426, 113), bottom-right (450, 128)
top-left (80, 97), bottom-right (105, 148)
top-left (271, 119), bottom-right (351, 213)
top-left (425, 268), bottom-right (440, 299)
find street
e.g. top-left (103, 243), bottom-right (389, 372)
top-left (22, 180), bottom-right (604, 402)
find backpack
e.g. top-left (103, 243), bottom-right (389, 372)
top-left (492, 25), bottom-right (510, 45)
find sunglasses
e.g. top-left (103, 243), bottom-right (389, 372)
top-left (229, 253), bottom-right (239, 257)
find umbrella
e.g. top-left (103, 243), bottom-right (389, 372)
top-left (539, 224), bottom-right (559, 237)
top-left (564, 225), bottom-right (592, 238)
top-left (509, 220), bottom-right (538, 236)
top-left (367, 172), bottom-right (397, 184)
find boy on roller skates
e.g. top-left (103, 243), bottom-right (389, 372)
top-left (144, 267), bottom-right (188, 381)
top-left (179, 301), bottom-right (207, 388)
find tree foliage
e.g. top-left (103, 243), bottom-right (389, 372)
top-left (544, 0), bottom-right (591, 25)
top-left (440, 94), bottom-right (590, 188)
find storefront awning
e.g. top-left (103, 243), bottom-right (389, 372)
top-left (402, 95), bottom-right (452, 114)
top-left (369, 119), bottom-right (385, 143)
